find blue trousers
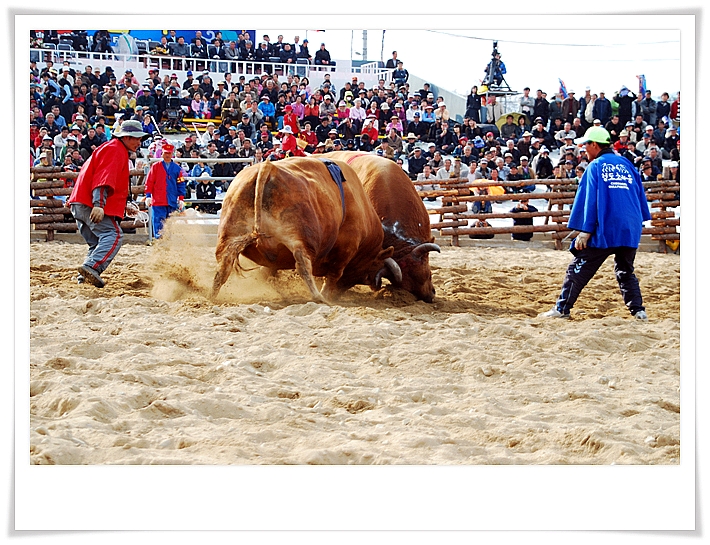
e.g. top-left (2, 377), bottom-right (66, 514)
top-left (556, 246), bottom-right (645, 316)
top-left (151, 205), bottom-right (178, 238)
top-left (70, 203), bottom-right (123, 274)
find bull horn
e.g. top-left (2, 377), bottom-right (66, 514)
top-left (384, 257), bottom-right (402, 284)
top-left (411, 243), bottom-right (441, 260)
top-left (375, 268), bottom-right (385, 290)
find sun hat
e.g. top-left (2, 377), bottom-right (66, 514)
top-left (574, 126), bottom-right (611, 145)
top-left (281, 125), bottom-right (293, 134)
top-left (113, 120), bottom-right (150, 139)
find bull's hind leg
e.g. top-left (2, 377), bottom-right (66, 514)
top-left (293, 247), bottom-right (329, 304)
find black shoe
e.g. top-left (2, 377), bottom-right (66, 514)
top-left (78, 265), bottom-right (105, 288)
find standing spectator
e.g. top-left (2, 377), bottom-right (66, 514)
top-left (561, 90), bottom-right (579, 124)
top-left (639, 90), bottom-right (657, 127)
top-left (577, 87), bottom-right (593, 129)
top-left (144, 142), bottom-right (186, 238)
top-left (592, 90), bottom-right (612, 126)
top-left (670, 91), bottom-right (680, 129)
top-left (391, 61), bottom-right (409, 88)
top-left (485, 95), bottom-right (504, 124)
top-left (655, 92), bottom-right (671, 124)
top-left (533, 89), bottom-right (550, 127)
top-left (519, 86), bottom-right (534, 121)
top-left (548, 94), bottom-right (563, 127)
top-left (613, 86), bottom-right (638, 127)
top-left (540, 126), bottom-right (651, 320)
top-left (67, 120), bottom-right (146, 287)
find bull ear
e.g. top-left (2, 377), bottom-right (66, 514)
top-left (377, 246), bottom-right (395, 260)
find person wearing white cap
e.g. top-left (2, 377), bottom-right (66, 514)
top-left (67, 120), bottom-right (149, 287)
top-left (534, 146), bottom-right (554, 178)
top-left (540, 125), bottom-right (651, 320)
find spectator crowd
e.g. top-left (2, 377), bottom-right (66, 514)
top-left (30, 31), bottom-right (680, 208)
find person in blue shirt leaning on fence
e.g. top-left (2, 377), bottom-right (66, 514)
top-left (540, 126), bottom-right (651, 320)
top-left (144, 142), bottom-right (186, 238)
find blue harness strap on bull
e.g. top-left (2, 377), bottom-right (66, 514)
top-left (318, 159), bottom-right (347, 224)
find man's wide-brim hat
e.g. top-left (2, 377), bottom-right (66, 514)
top-left (113, 120), bottom-right (150, 139)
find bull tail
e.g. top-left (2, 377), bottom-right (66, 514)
top-left (253, 159), bottom-right (273, 238)
top-left (211, 161), bottom-right (273, 300)
top-left (211, 234), bottom-right (259, 299)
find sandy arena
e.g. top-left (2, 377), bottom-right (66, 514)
top-left (28, 221), bottom-right (681, 465)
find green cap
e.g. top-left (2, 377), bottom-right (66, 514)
top-left (574, 126), bottom-right (611, 145)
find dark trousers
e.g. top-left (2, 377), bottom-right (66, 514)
top-left (556, 246), bottom-right (645, 316)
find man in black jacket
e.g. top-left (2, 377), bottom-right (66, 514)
top-left (315, 116), bottom-right (334, 143)
top-left (533, 89), bottom-right (550, 127)
top-left (298, 39), bottom-right (312, 62)
top-left (435, 122), bottom-right (457, 155)
top-left (314, 43), bottom-right (333, 68)
top-left (407, 146), bottom-right (427, 180)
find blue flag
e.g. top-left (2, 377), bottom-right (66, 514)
top-left (558, 78), bottom-right (568, 99)
top-left (637, 74), bottom-right (647, 96)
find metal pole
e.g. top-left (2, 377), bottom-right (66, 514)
top-left (362, 30), bottom-right (367, 62)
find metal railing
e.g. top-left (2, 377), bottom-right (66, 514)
top-left (29, 48), bottom-right (392, 84)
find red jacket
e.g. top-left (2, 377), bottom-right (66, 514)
top-left (281, 134), bottom-right (306, 156)
top-left (145, 159), bottom-right (186, 208)
top-left (68, 138), bottom-right (130, 217)
top-left (283, 112), bottom-right (299, 135)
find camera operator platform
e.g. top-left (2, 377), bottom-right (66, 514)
top-left (482, 41), bottom-right (515, 96)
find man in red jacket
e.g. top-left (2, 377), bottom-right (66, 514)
top-left (144, 142), bottom-right (186, 238)
top-left (68, 120), bottom-right (148, 287)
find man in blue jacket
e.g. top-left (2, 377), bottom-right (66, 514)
top-left (540, 126), bottom-right (651, 320)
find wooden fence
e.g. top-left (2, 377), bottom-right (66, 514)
top-left (413, 176), bottom-right (680, 252)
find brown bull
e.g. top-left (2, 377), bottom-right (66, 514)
top-left (325, 152), bottom-right (440, 302)
top-left (211, 157), bottom-right (401, 303)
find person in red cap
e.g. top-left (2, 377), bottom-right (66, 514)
top-left (282, 104), bottom-right (300, 136)
top-left (68, 120), bottom-right (148, 287)
top-left (144, 141), bottom-right (186, 238)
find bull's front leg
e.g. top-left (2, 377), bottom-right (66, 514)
top-left (320, 268), bottom-right (346, 302)
top-left (293, 247), bottom-right (329, 304)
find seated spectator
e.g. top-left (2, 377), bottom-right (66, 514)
top-left (374, 139), bottom-right (395, 161)
top-left (314, 43), bottom-right (333, 68)
top-left (407, 146), bottom-right (427, 180)
top-left (500, 114), bottom-right (518, 142)
top-left (79, 126), bottom-right (102, 160)
top-left (640, 157), bottom-right (660, 181)
top-left (337, 116), bottom-right (358, 142)
top-left (194, 172), bottom-right (220, 214)
top-left (509, 199), bottom-right (538, 241)
top-left (417, 164), bottom-right (438, 200)
top-left (428, 150), bottom-right (444, 174)
top-left (663, 126), bottom-right (679, 159)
